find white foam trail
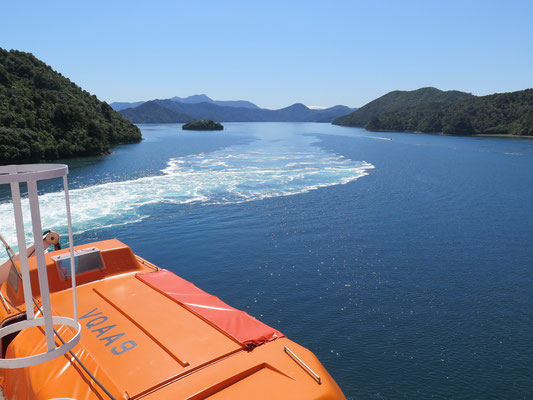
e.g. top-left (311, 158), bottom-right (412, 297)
top-left (0, 137), bottom-right (374, 253)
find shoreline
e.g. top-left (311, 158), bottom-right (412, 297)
top-left (473, 134), bottom-right (533, 139)
top-left (358, 126), bottom-right (533, 139)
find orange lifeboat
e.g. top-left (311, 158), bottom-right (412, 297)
top-left (0, 164), bottom-right (346, 399)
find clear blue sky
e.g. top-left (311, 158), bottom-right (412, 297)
top-left (1, 0), bottom-right (532, 109)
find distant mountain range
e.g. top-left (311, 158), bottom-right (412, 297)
top-left (333, 87), bottom-right (533, 136)
top-left (110, 101), bottom-right (145, 111)
top-left (170, 94), bottom-right (260, 109)
top-left (114, 95), bottom-right (356, 123)
top-left (111, 94), bottom-right (261, 111)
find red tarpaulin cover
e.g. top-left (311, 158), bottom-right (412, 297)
top-left (137, 270), bottom-right (283, 348)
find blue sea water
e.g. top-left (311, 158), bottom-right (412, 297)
top-left (1, 122), bottom-right (532, 399)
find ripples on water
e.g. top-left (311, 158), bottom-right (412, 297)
top-left (0, 127), bottom-right (373, 254)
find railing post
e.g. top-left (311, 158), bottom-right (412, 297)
top-left (9, 179), bottom-right (35, 320)
top-left (27, 180), bottom-right (55, 351)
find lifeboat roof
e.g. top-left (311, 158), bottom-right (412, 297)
top-left (0, 239), bottom-right (344, 399)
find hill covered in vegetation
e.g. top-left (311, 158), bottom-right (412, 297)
top-left (366, 89), bottom-right (533, 135)
top-left (182, 120), bottom-right (223, 131)
top-left (0, 49), bottom-right (141, 164)
top-left (333, 87), bottom-right (473, 127)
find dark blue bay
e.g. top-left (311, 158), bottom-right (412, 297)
top-left (1, 123), bottom-right (532, 399)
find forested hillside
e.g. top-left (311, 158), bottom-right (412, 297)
top-left (333, 87), bottom-right (473, 127)
top-left (366, 89), bottom-right (533, 135)
top-left (0, 49), bottom-right (141, 164)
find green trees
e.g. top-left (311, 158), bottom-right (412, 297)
top-left (364, 89), bottom-right (533, 136)
top-left (335, 86), bottom-right (533, 136)
top-left (333, 87), bottom-right (474, 127)
top-left (0, 48), bottom-right (142, 164)
top-left (443, 115), bottom-right (474, 135)
top-left (182, 120), bottom-right (224, 131)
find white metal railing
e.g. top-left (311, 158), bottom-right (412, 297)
top-left (284, 346), bottom-right (322, 384)
top-left (0, 164), bottom-right (81, 368)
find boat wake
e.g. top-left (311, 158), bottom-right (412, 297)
top-left (0, 134), bottom-right (373, 250)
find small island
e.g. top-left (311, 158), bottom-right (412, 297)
top-left (182, 120), bottom-right (224, 131)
